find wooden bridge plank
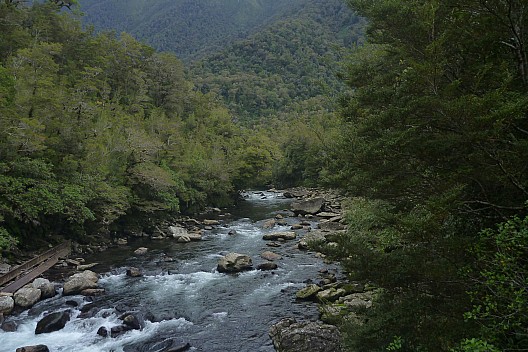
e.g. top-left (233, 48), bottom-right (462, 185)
top-left (0, 241), bottom-right (71, 292)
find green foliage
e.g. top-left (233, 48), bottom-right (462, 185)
top-left (78, 0), bottom-right (342, 62)
top-left (328, 0), bottom-right (528, 350)
top-left (451, 339), bottom-right (500, 352)
top-left (191, 0), bottom-right (364, 120)
top-left (0, 2), bottom-right (274, 252)
top-left (465, 214), bottom-right (528, 350)
top-left (0, 226), bottom-right (17, 251)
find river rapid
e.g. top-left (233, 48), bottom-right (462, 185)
top-left (1, 191), bottom-right (339, 352)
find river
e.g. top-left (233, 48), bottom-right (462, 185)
top-left (1, 191), bottom-right (339, 352)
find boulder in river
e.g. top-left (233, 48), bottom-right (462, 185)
top-left (291, 197), bottom-right (325, 216)
top-left (63, 270), bottom-right (99, 295)
top-left (0, 296), bottom-right (14, 315)
top-left (269, 317), bottom-right (342, 352)
top-left (14, 286), bottom-right (41, 308)
top-left (260, 251), bottom-right (282, 261)
top-left (217, 253), bottom-right (253, 273)
top-left (257, 262), bottom-right (278, 271)
top-left (35, 311), bottom-right (70, 334)
top-left (126, 267), bottom-right (142, 277)
top-left (32, 278), bottom-right (56, 299)
top-left (262, 231), bottom-right (296, 241)
top-left (296, 284), bottom-right (322, 300)
top-left (15, 346), bottom-right (50, 352)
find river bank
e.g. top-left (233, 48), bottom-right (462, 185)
top-left (1, 189), bottom-right (369, 352)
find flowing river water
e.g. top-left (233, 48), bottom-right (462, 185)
top-left (1, 191), bottom-right (340, 352)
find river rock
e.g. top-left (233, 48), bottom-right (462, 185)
top-left (203, 219), bottom-right (220, 226)
top-left (110, 324), bottom-right (132, 338)
top-left (126, 267), bottom-right (142, 277)
top-left (217, 253), bottom-right (253, 273)
top-left (35, 311), bottom-right (70, 334)
top-left (0, 296), bottom-right (14, 314)
top-left (187, 232), bottom-right (202, 241)
top-left (97, 326), bottom-right (108, 337)
top-left (177, 235), bottom-right (191, 243)
top-left (134, 247), bottom-right (148, 255)
top-left (316, 212), bottom-right (341, 218)
top-left (263, 219), bottom-right (276, 229)
top-left (260, 251), bottom-right (282, 261)
top-left (269, 318), bottom-right (342, 352)
top-left (257, 262), bottom-right (278, 271)
top-left (77, 263), bottom-right (98, 271)
top-left (123, 337), bottom-right (191, 352)
top-left (318, 221), bottom-right (346, 231)
top-left (15, 346), bottom-right (50, 352)
top-left (290, 224), bottom-right (304, 230)
top-left (2, 319), bottom-right (17, 332)
top-left (291, 197), bottom-right (325, 216)
top-left (316, 287), bottom-right (347, 302)
top-left (122, 313), bottom-right (142, 330)
top-left (296, 284), bottom-right (322, 300)
top-left (32, 278), bottom-right (56, 299)
top-left (262, 231), bottom-right (296, 241)
top-left (63, 270), bottom-right (99, 295)
top-left (170, 225), bottom-right (188, 239)
top-left (14, 287), bottom-right (41, 308)
top-left (81, 288), bottom-right (105, 296)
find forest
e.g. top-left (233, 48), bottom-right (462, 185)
top-left (1, 0), bottom-right (527, 351)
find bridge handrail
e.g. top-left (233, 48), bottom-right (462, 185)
top-left (0, 240), bottom-right (71, 287)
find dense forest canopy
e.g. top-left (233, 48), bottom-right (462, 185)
top-left (77, 0), bottom-right (313, 62)
top-left (0, 1), bottom-right (280, 251)
top-left (324, 0), bottom-right (528, 350)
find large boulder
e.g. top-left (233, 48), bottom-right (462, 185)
top-left (269, 318), bottom-right (342, 352)
top-left (217, 253), bottom-right (253, 273)
top-left (0, 296), bottom-right (14, 315)
top-left (291, 197), bottom-right (325, 216)
top-left (15, 346), bottom-right (50, 352)
top-left (14, 287), bottom-right (41, 308)
top-left (262, 232), bottom-right (297, 241)
top-left (32, 278), bottom-right (56, 299)
top-left (35, 311), bottom-right (70, 334)
top-left (63, 270), bottom-right (99, 295)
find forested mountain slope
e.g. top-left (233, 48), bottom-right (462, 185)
top-left (78, 0), bottom-right (365, 120)
top-left (191, 0), bottom-right (364, 119)
top-left (78, 0), bottom-right (314, 62)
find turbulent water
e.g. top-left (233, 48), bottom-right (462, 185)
top-left (1, 191), bottom-right (338, 352)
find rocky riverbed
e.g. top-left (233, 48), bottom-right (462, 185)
top-left (1, 189), bottom-right (372, 352)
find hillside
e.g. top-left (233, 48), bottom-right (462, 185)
top-left (191, 0), bottom-right (364, 119)
top-left (78, 0), bottom-right (311, 62)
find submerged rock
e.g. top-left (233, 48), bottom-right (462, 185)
top-left (15, 346), bottom-right (50, 352)
top-left (35, 311), bottom-right (70, 334)
top-left (269, 318), bottom-right (342, 352)
top-left (134, 247), bottom-right (148, 255)
top-left (257, 262), bottom-right (278, 271)
top-left (217, 253), bottom-right (253, 273)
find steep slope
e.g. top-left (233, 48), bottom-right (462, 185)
top-left (78, 0), bottom-right (309, 61)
